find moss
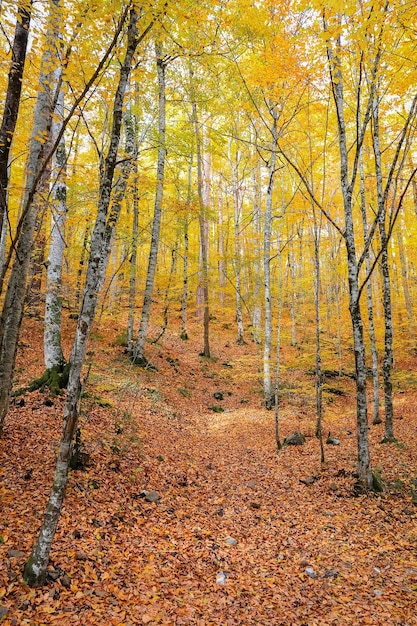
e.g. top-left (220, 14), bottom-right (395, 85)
top-left (372, 468), bottom-right (384, 493)
top-left (23, 557), bottom-right (46, 588)
top-left (28, 363), bottom-right (70, 396)
top-left (381, 436), bottom-right (398, 444)
top-left (131, 354), bottom-right (157, 370)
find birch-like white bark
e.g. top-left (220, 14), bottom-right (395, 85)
top-left (263, 106), bottom-right (278, 408)
top-left (44, 74), bottom-right (66, 370)
top-left (133, 45), bottom-right (166, 363)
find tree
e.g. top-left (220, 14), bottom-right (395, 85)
top-left (43, 64), bottom-right (67, 375)
top-left (132, 43), bottom-right (167, 366)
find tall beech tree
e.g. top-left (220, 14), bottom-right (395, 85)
top-left (43, 68), bottom-right (67, 375)
top-left (132, 43), bottom-right (167, 366)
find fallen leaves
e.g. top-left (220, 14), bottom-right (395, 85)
top-left (1, 317), bottom-right (417, 624)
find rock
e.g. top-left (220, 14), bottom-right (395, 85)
top-left (305, 566), bottom-right (317, 579)
top-left (7, 549), bottom-right (24, 558)
top-left (322, 569), bottom-right (339, 579)
top-left (145, 490), bottom-right (160, 503)
top-left (216, 571), bottom-right (227, 585)
top-left (60, 573), bottom-right (71, 588)
top-left (250, 502), bottom-right (260, 509)
top-left (326, 436), bottom-right (340, 445)
top-left (214, 391), bottom-right (224, 401)
top-left (0, 607), bottom-right (8, 619)
top-left (300, 476), bottom-right (317, 486)
top-left (373, 589), bottom-right (383, 596)
top-left (283, 432), bottom-right (305, 446)
top-left (247, 480), bottom-right (256, 489)
top-left (225, 537), bottom-right (237, 546)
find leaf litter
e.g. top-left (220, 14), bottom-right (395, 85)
top-left (0, 315), bottom-right (417, 625)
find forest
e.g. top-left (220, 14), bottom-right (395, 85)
top-left (0, 0), bottom-right (416, 623)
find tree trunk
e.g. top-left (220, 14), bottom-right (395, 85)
top-left (263, 105), bottom-right (278, 409)
top-left (274, 239), bottom-right (283, 451)
top-left (229, 139), bottom-right (245, 345)
top-left (24, 9), bottom-right (144, 586)
top-left (181, 151), bottom-right (193, 340)
top-left (396, 224), bottom-right (415, 349)
top-left (326, 33), bottom-right (372, 487)
top-left (44, 77), bottom-right (66, 370)
top-left (127, 157), bottom-right (139, 350)
top-left (0, 1), bottom-right (32, 237)
top-left (371, 95), bottom-right (395, 441)
top-left (191, 97), bottom-right (210, 357)
top-left (251, 155), bottom-right (262, 344)
top-left (132, 44), bottom-right (166, 365)
top-left (359, 151), bottom-right (380, 425)
top-left (217, 180), bottom-right (226, 307)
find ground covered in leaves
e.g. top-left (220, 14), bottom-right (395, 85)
top-left (1, 314), bottom-right (417, 625)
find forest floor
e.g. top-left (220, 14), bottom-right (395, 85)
top-left (1, 311), bottom-right (417, 625)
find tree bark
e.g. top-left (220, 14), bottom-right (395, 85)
top-left (229, 138), bottom-right (245, 345)
top-left (191, 96), bottom-right (210, 357)
top-left (44, 75), bottom-right (66, 370)
top-left (0, 1), bottom-right (32, 237)
top-left (359, 151), bottom-right (380, 425)
top-left (371, 95), bottom-right (395, 441)
top-left (263, 105), bottom-right (278, 409)
top-left (326, 31), bottom-right (372, 487)
top-left (251, 153), bottom-right (262, 344)
top-left (132, 44), bottom-right (166, 365)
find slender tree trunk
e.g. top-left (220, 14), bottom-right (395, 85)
top-left (217, 180), bottom-right (226, 307)
top-left (274, 240), bottom-right (283, 451)
top-left (153, 243), bottom-right (177, 343)
top-left (44, 76), bottom-right (66, 370)
top-left (127, 160), bottom-right (139, 350)
top-left (371, 96), bottom-right (395, 442)
top-left (313, 222), bottom-right (324, 462)
top-left (0, 1), bottom-right (32, 237)
top-left (74, 226), bottom-right (90, 313)
top-left (229, 139), bottom-right (245, 344)
top-left (251, 156), bottom-right (262, 344)
top-left (132, 45), bottom-right (166, 365)
top-left (288, 245), bottom-right (297, 346)
top-left (191, 97), bottom-right (210, 357)
top-left (0, 0), bottom-right (60, 433)
top-left (396, 224), bottom-right (415, 349)
top-left (263, 106), bottom-right (278, 409)
top-left (327, 34), bottom-right (372, 487)
top-left (181, 152), bottom-right (193, 340)
top-left (24, 10), bottom-right (145, 586)
top-left (359, 151), bottom-right (380, 425)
